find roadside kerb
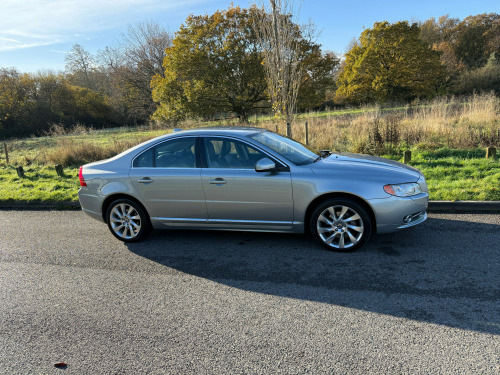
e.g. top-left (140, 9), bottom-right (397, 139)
top-left (0, 202), bottom-right (81, 210)
top-left (1, 201), bottom-right (499, 213)
top-left (427, 201), bottom-right (500, 213)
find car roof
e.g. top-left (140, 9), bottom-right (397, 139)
top-left (166, 126), bottom-right (270, 137)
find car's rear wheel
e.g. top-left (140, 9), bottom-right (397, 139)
top-left (310, 198), bottom-right (372, 252)
top-left (106, 199), bottom-right (150, 242)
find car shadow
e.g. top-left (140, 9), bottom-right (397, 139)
top-left (125, 216), bottom-right (500, 335)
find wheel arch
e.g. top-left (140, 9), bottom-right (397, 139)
top-left (304, 192), bottom-right (377, 234)
top-left (101, 194), bottom-right (151, 225)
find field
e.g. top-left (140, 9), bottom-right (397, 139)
top-left (0, 94), bottom-right (499, 203)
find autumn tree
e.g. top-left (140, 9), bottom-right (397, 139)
top-left (454, 13), bottom-right (500, 69)
top-left (152, 6), bottom-right (267, 123)
top-left (336, 21), bottom-right (446, 104)
top-left (419, 16), bottom-right (463, 78)
top-left (419, 13), bottom-right (500, 81)
top-left (297, 47), bottom-right (339, 111)
top-left (0, 70), bottom-right (115, 138)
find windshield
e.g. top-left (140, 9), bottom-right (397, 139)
top-left (248, 132), bottom-right (320, 166)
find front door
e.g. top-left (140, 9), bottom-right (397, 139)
top-left (200, 137), bottom-right (293, 230)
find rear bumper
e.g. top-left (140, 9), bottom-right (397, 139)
top-left (369, 193), bottom-right (429, 234)
top-left (78, 188), bottom-right (105, 223)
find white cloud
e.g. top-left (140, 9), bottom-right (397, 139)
top-left (50, 49), bottom-right (74, 54)
top-left (0, 0), bottom-right (207, 52)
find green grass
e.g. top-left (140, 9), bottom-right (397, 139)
top-left (0, 165), bottom-right (79, 203)
top-left (0, 148), bottom-right (498, 203)
top-left (406, 149), bottom-right (500, 201)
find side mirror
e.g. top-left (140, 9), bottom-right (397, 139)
top-left (255, 158), bottom-right (276, 172)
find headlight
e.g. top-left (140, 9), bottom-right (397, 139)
top-left (384, 182), bottom-right (422, 197)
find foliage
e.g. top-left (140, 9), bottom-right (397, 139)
top-left (297, 49), bottom-right (339, 111)
top-left (451, 53), bottom-right (500, 95)
top-left (419, 13), bottom-right (500, 83)
top-left (336, 21), bottom-right (446, 104)
top-left (152, 6), bottom-right (268, 123)
top-left (0, 69), bottom-right (115, 138)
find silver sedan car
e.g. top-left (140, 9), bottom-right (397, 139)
top-left (78, 127), bottom-right (428, 251)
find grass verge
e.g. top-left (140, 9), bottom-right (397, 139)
top-left (0, 149), bottom-right (498, 204)
top-left (0, 165), bottom-right (79, 203)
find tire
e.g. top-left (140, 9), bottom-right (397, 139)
top-left (106, 198), bottom-right (150, 242)
top-left (310, 198), bottom-right (372, 252)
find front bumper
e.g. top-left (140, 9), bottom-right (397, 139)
top-left (369, 192), bottom-right (429, 234)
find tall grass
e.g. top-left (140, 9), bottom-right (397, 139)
top-left (1, 93), bottom-right (499, 167)
top-left (273, 93), bottom-right (500, 154)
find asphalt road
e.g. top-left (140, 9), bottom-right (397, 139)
top-left (1, 210), bottom-right (499, 374)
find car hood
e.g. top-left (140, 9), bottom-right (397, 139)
top-left (310, 152), bottom-right (422, 181)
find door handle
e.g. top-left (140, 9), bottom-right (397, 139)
top-left (138, 177), bottom-right (153, 183)
top-left (209, 178), bottom-right (227, 185)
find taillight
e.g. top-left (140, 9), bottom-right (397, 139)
top-left (78, 166), bottom-right (87, 187)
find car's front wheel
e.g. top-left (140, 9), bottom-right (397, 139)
top-left (310, 198), bottom-right (372, 252)
top-left (106, 199), bottom-right (150, 242)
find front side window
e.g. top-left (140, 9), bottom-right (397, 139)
top-left (133, 137), bottom-right (196, 168)
top-left (204, 137), bottom-right (268, 169)
top-left (248, 132), bottom-right (319, 166)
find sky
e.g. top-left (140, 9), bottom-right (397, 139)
top-left (1, 0), bottom-right (499, 73)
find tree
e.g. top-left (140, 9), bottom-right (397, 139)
top-left (0, 68), bottom-right (27, 135)
top-left (297, 48), bottom-right (339, 111)
top-left (454, 13), bottom-right (500, 69)
top-left (335, 21), bottom-right (446, 104)
top-left (0, 69), bottom-right (115, 138)
top-left (99, 21), bottom-right (173, 124)
top-left (65, 44), bottom-right (98, 90)
top-left (419, 16), bottom-right (463, 79)
top-left (151, 6), bottom-right (268, 123)
top-left (419, 13), bottom-right (500, 78)
top-left (254, 0), bottom-right (312, 126)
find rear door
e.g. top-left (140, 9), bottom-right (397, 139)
top-left (129, 136), bottom-right (208, 224)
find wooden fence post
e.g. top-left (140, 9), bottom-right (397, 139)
top-left (304, 122), bottom-right (309, 145)
top-left (486, 147), bottom-right (496, 159)
top-left (16, 166), bottom-right (24, 178)
top-left (55, 165), bottom-right (64, 176)
top-left (274, 124), bottom-right (278, 133)
top-left (3, 143), bottom-right (8, 164)
top-left (286, 122), bottom-right (292, 138)
top-left (403, 150), bottom-right (412, 164)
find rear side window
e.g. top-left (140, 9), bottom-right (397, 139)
top-left (133, 148), bottom-right (154, 168)
top-left (133, 137), bottom-right (197, 168)
top-left (155, 138), bottom-right (196, 168)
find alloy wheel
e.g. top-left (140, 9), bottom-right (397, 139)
top-left (316, 205), bottom-right (364, 250)
top-left (109, 203), bottom-right (142, 240)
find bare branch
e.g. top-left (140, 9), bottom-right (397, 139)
top-left (254, 0), bottom-right (313, 125)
